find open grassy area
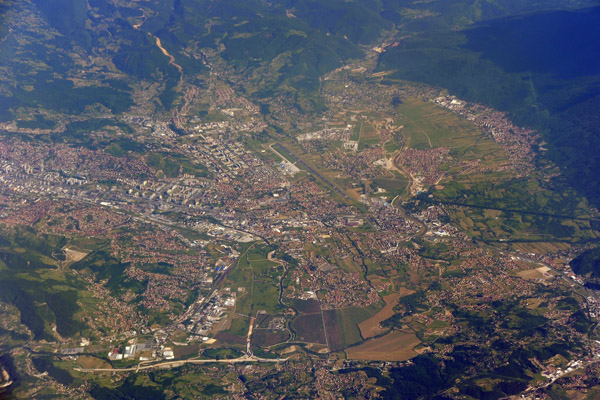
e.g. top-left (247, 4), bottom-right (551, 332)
top-left (227, 316), bottom-right (249, 337)
top-left (389, 98), bottom-right (600, 248)
top-left (331, 256), bottom-right (363, 274)
top-left (76, 356), bottom-right (111, 370)
top-left (373, 175), bottom-right (408, 198)
top-left (225, 244), bottom-right (284, 318)
top-left (358, 121), bottom-right (380, 150)
top-left (396, 98), bottom-right (509, 166)
top-left (335, 307), bottom-right (374, 348)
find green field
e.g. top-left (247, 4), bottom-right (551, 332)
top-left (146, 152), bottom-right (210, 178)
top-left (335, 307), bottom-right (374, 348)
top-left (373, 176), bottom-right (408, 198)
top-left (225, 244), bottom-right (284, 317)
top-left (389, 98), bottom-right (600, 248)
top-left (227, 316), bottom-right (249, 337)
top-left (358, 122), bottom-right (380, 150)
top-left (396, 98), bottom-right (503, 160)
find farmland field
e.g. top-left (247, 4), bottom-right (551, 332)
top-left (335, 307), bottom-right (374, 348)
top-left (359, 289), bottom-right (415, 339)
top-left (252, 329), bottom-right (290, 347)
top-left (292, 313), bottom-right (327, 345)
top-left (345, 331), bottom-right (421, 361)
top-left (292, 299), bottom-right (321, 314)
top-left (322, 310), bottom-right (342, 351)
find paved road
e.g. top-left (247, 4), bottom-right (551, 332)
top-left (75, 355), bottom-right (287, 373)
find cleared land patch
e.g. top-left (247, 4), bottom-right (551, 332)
top-left (345, 331), bottom-right (421, 361)
top-left (359, 289), bottom-right (415, 339)
top-left (76, 356), bottom-right (111, 370)
top-left (63, 247), bottom-right (89, 264)
top-left (517, 266), bottom-right (555, 282)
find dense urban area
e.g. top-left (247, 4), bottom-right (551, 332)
top-left (1, 0), bottom-right (600, 399)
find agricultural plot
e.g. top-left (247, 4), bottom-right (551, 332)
top-left (292, 313), bottom-right (327, 345)
top-left (252, 329), bottom-right (290, 347)
top-left (292, 299), bottom-right (321, 314)
top-left (359, 289), bottom-right (415, 339)
top-left (290, 297), bottom-right (328, 345)
top-left (345, 331), bottom-right (421, 361)
top-left (335, 307), bottom-right (374, 348)
top-left (322, 310), bottom-right (342, 351)
top-left (321, 306), bottom-right (380, 351)
top-left (517, 266), bottom-right (555, 282)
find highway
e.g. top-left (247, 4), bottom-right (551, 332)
top-left (74, 355), bottom-right (287, 373)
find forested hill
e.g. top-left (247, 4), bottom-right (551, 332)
top-left (377, 5), bottom-right (600, 209)
top-left (4, 0), bottom-right (593, 117)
